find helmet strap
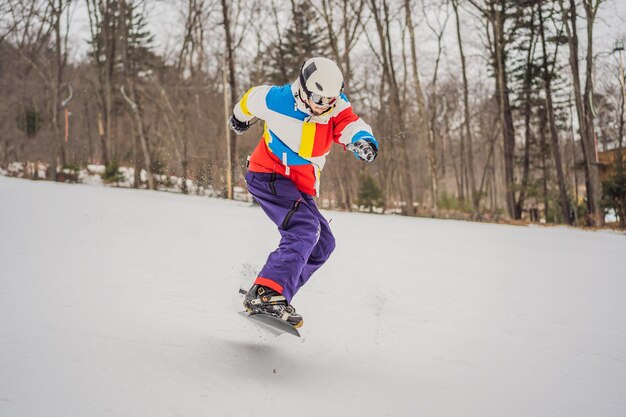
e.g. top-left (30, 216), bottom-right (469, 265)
top-left (295, 85), bottom-right (318, 115)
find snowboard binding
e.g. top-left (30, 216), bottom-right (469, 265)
top-left (242, 285), bottom-right (303, 329)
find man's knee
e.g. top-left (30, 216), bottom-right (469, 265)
top-left (317, 228), bottom-right (336, 262)
top-left (284, 217), bottom-right (321, 254)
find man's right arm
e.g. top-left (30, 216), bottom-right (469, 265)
top-left (332, 97), bottom-right (379, 162)
top-left (229, 86), bottom-right (269, 135)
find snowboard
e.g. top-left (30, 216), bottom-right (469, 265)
top-left (238, 311), bottom-right (301, 337)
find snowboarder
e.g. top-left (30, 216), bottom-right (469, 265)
top-left (229, 57), bottom-right (379, 328)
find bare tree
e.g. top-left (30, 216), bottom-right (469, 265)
top-left (514, 3), bottom-right (538, 221)
top-left (558, 0), bottom-right (604, 225)
top-left (158, 0), bottom-right (217, 194)
top-left (316, 0), bottom-right (366, 87)
top-left (405, 0), bottom-right (432, 210)
top-left (538, 2), bottom-right (572, 224)
top-left (452, 0), bottom-right (479, 216)
top-left (49, 0), bottom-right (72, 169)
top-left (119, 0), bottom-right (156, 189)
top-left (220, 0), bottom-right (237, 198)
top-left (219, 0), bottom-right (257, 197)
top-left (367, 0), bottom-right (417, 215)
top-left (86, 0), bottom-right (122, 167)
top-left (470, 0), bottom-right (519, 219)
top-left (2, 0), bottom-right (73, 178)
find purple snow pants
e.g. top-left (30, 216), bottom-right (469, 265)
top-left (245, 171), bottom-right (336, 302)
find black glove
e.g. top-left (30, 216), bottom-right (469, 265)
top-left (228, 115), bottom-right (250, 135)
top-left (346, 139), bottom-right (378, 162)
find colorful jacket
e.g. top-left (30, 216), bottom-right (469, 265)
top-left (233, 81), bottom-right (378, 196)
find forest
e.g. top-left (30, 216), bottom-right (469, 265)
top-left (1, 0), bottom-right (625, 227)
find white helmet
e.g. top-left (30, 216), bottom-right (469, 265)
top-left (298, 57), bottom-right (344, 107)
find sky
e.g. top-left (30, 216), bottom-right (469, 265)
top-left (52, 0), bottom-right (626, 107)
top-left (65, 0), bottom-right (180, 63)
top-left (61, 0), bottom-right (626, 57)
top-left (62, 0), bottom-right (626, 66)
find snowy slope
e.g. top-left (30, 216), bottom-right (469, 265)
top-left (1, 176), bottom-right (625, 417)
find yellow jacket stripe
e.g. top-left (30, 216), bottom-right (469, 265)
top-left (298, 122), bottom-right (316, 158)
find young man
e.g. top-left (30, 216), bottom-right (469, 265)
top-left (229, 57), bottom-right (378, 328)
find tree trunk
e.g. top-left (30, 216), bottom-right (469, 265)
top-left (221, 0), bottom-right (238, 199)
top-left (86, 0), bottom-right (118, 167)
top-left (515, 5), bottom-right (536, 219)
top-left (51, 0), bottom-right (67, 170)
top-left (118, 0), bottom-right (153, 190)
top-left (405, 0), bottom-right (432, 212)
top-left (491, 0), bottom-right (518, 219)
top-left (539, 4), bottom-right (572, 224)
top-left (582, 0), bottom-right (603, 225)
top-left (559, 0), bottom-right (603, 225)
top-left (371, 0), bottom-right (415, 214)
top-left (539, 108), bottom-right (550, 222)
top-left (121, 84), bottom-right (154, 190)
top-left (452, 0), bottom-right (478, 216)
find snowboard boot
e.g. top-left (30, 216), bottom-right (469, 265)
top-left (243, 284), bottom-right (303, 328)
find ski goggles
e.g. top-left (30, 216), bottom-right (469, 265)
top-left (308, 92), bottom-right (338, 107)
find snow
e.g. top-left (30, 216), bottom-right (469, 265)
top-left (1, 175), bottom-right (625, 417)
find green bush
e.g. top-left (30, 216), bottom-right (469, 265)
top-left (63, 163), bottom-right (80, 173)
top-left (357, 175), bottom-right (384, 213)
top-left (439, 192), bottom-right (459, 211)
top-left (102, 161), bottom-right (125, 184)
top-left (602, 164), bottom-right (626, 227)
top-left (438, 192), bottom-right (474, 212)
top-left (58, 163), bottom-right (80, 183)
top-left (151, 158), bottom-right (167, 176)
